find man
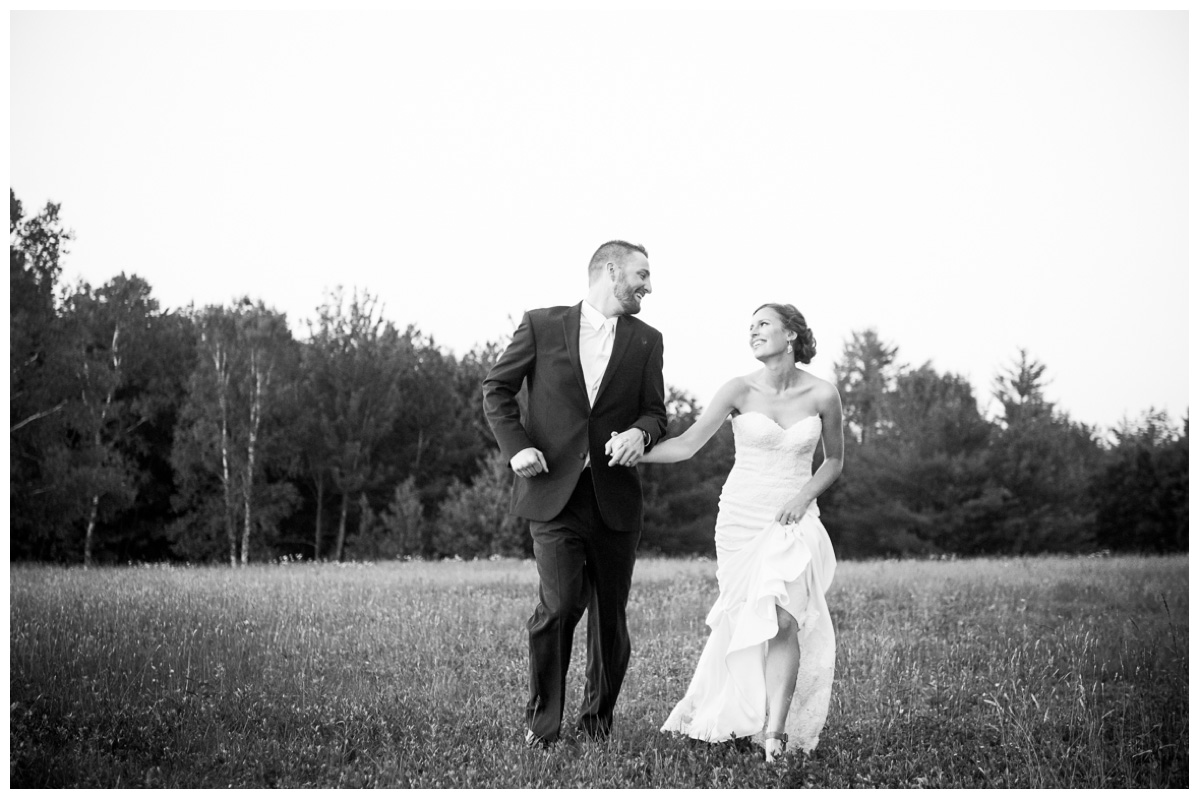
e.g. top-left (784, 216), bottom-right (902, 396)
top-left (482, 240), bottom-right (667, 748)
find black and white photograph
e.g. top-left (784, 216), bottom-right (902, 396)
top-left (8, 4), bottom-right (1189, 790)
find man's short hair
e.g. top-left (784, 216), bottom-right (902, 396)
top-left (588, 240), bottom-right (648, 281)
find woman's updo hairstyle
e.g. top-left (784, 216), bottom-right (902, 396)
top-left (755, 303), bottom-right (817, 364)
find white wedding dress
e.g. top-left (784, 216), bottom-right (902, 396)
top-left (661, 411), bottom-right (837, 754)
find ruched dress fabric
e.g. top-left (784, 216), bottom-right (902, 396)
top-left (661, 411), bottom-right (836, 754)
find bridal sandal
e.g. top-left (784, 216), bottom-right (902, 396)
top-left (763, 731), bottom-right (788, 763)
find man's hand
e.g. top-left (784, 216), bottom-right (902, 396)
top-left (510, 447), bottom-right (549, 478)
top-left (606, 429), bottom-right (646, 468)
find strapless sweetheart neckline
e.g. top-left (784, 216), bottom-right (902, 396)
top-left (736, 410), bottom-right (820, 431)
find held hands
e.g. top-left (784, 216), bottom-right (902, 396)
top-left (510, 447), bottom-right (549, 479)
top-left (606, 429), bottom-right (646, 468)
top-left (511, 430), bottom-right (645, 477)
top-left (776, 495), bottom-right (812, 526)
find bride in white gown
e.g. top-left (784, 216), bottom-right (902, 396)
top-left (632, 303), bottom-right (844, 763)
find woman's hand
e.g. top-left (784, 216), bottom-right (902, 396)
top-left (776, 495), bottom-right (812, 526)
top-left (606, 429), bottom-right (646, 467)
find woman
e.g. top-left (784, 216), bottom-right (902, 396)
top-left (638, 303), bottom-right (843, 762)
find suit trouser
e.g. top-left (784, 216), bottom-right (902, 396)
top-left (526, 468), bottom-right (640, 742)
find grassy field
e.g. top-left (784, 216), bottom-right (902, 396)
top-left (8, 554), bottom-right (1188, 789)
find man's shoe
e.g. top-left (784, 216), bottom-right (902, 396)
top-left (525, 728), bottom-right (553, 750)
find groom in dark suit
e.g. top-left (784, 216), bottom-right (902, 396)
top-left (482, 240), bottom-right (667, 748)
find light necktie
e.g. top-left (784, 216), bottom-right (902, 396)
top-left (589, 318), bottom-right (615, 406)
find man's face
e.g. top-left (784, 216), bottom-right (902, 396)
top-left (611, 253), bottom-right (652, 315)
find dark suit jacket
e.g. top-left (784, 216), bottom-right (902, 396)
top-left (482, 303), bottom-right (667, 531)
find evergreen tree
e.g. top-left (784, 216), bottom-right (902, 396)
top-left (431, 449), bottom-right (528, 559)
top-left (375, 476), bottom-right (425, 559)
top-left (1092, 409), bottom-right (1188, 552)
top-left (834, 329), bottom-right (899, 447)
top-left (984, 349), bottom-right (1101, 553)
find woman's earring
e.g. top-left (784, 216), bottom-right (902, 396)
top-left (786, 342), bottom-right (793, 354)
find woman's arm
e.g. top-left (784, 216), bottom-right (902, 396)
top-left (775, 383), bottom-right (845, 524)
top-left (636, 378), bottom-right (745, 464)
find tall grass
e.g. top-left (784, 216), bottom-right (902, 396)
top-left (9, 555), bottom-right (1187, 788)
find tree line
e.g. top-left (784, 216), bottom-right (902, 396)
top-left (10, 192), bottom-right (1188, 564)
top-left (640, 334), bottom-right (1187, 559)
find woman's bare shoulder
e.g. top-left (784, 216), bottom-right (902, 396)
top-left (801, 372), bottom-right (841, 407)
top-left (712, 373), bottom-right (757, 411)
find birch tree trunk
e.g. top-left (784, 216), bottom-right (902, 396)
top-left (412, 428), bottom-right (425, 473)
top-left (241, 346), bottom-right (272, 566)
top-left (335, 491), bottom-right (350, 563)
top-left (313, 472), bottom-right (325, 561)
top-left (211, 340), bottom-right (236, 567)
top-left (83, 323), bottom-right (121, 568)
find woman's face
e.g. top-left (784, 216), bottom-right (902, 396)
top-left (748, 308), bottom-right (792, 359)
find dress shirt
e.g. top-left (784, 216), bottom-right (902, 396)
top-left (579, 300), bottom-right (616, 408)
top-left (579, 301), bottom-right (617, 471)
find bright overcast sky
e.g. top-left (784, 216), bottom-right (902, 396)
top-left (9, 8), bottom-right (1190, 430)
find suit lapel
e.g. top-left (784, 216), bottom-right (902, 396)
top-left (562, 304), bottom-right (588, 402)
top-left (595, 315), bottom-right (633, 405)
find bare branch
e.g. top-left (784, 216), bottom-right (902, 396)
top-left (9, 401), bottom-right (67, 434)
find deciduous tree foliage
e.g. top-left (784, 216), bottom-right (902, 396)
top-left (10, 191), bottom-right (79, 558)
top-left (302, 289), bottom-right (409, 562)
top-left (639, 387), bottom-right (735, 556)
top-left (62, 275), bottom-right (162, 566)
top-left (11, 194), bottom-right (196, 563)
top-left (97, 307), bottom-right (195, 562)
top-left (170, 300), bottom-right (300, 565)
